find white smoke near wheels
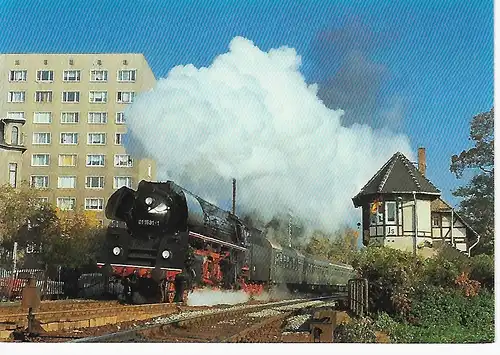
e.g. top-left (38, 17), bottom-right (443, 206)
top-left (124, 37), bottom-right (413, 232)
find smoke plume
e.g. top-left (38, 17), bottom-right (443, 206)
top-left (124, 37), bottom-right (413, 232)
top-left (312, 19), bottom-right (405, 130)
top-left (186, 288), bottom-right (250, 306)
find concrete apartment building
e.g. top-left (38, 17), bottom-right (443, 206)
top-left (0, 53), bottom-right (157, 223)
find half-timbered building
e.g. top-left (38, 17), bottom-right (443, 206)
top-left (352, 148), bottom-right (480, 257)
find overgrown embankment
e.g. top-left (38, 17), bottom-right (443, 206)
top-left (334, 246), bottom-right (494, 343)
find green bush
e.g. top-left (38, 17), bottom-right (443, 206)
top-left (350, 246), bottom-right (495, 343)
top-left (351, 247), bottom-right (425, 315)
top-left (333, 317), bottom-right (377, 343)
top-left (374, 286), bottom-right (495, 343)
top-left (469, 254), bottom-right (494, 290)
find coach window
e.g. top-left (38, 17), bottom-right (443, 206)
top-left (385, 201), bottom-right (396, 224)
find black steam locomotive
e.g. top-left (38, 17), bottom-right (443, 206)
top-left (100, 180), bottom-right (355, 303)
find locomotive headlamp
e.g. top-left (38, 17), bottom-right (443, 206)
top-left (112, 246), bottom-right (121, 256)
top-left (145, 197), bottom-right (153, 205)
top-left (161, 250), bottom-right (171, 259)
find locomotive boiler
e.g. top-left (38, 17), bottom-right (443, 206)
top-left (99, 180), bottom-right (356, 303)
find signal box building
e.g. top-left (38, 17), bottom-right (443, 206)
top-left (352, 148), bottom-right (480, 257)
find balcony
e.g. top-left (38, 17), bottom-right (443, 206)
top-left (1, 116), bottom-right (26, 124)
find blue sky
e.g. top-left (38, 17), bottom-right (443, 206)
top-left (0, 0), bottom-right (493, 208)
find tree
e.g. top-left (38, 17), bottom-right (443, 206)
top-left (0, 182), bottom-right (55, 266)
top-left (304, 226), bottom-right (359, 264)
top-left (0, 183), bottom-right (105, 270)
top-left (330, 227), bottom-right (359, 264)
top-left (450, 108), bottom-right (494, 255)
top-left (39, 208), bottom-right (105, 268)
top-left (304, 232), bottom-right (331, 260)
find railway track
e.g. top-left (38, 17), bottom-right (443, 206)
top-left (70, 294), bottom-right (346, 343)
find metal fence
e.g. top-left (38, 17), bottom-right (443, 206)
top-left (0, 268), bottom-right (64, 301)
top-left (0, 268), bottom-right (123, 302)
top-left (77, 273), bottom-right (123, 298)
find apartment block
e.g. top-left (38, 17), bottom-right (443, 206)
top-left (0, 53), bottom-right (157, 223)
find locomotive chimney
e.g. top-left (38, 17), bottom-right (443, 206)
top-left (418, 147), bottom-right (426, 176)
top-left (232, 178), bottom-right (236, 215)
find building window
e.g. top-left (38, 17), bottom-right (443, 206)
top-left (33, 112), bottom-right (52, 124)
top-left (85, 198), bottom-right (104, 211)
top-left (38, 197), bottom-right (49, 204)
top-left (86, 154), bottom-right (105, 167)
top-left (85, 176), bottom-right (104, 189)
top-left (87, 133), bottom-right (106, 145)
top-left (58, 154), bottom-right (77, 167)
top-left (57, 197), bottom-right (76, 211)
top-left (35, 91), bottom-right (53, 103)
top-left (7, 112), bottom-right (25, 120)
top-left (89, 91), bottom-right (108, 103)
top-left (117, 69), bottom-right (136, 82)
top-left (432, 214), bottom-right (440, 227)
top-left (90, 70), bottom-right (108, 82)
top-left (8, 163), bottom-right (17, 188)
top-left (63, 70), bottom-right (80, 82)
top-left (114, 176), bottom-right (132, 189)
top-left (11, 126), bottom-right (19, 145)
top-left (114, 133), bottom-right (124, 145)
top-left (36, 70), bottom-right (54, 82)
top-left (114, 154), bottom-right (133, 167)
top-left (116, 112), bottom-right (125, 124)
top-left (117, 91), bottom-right (135, 103)
top-left (88, 112), bottom-right (107, 124)
top-left (61, 112), bottom-right (79, 124)
top-left (9, 70), bottom-right (27, 82)
top-left (62, 91), bottom-right (80, 103)
top-left (57, 176), bottom-right (76, 189)
top-left (385, 201), bottom-right (396, 224)
top-left (60, 133), bottom-right (78, 145)
top-left (31, 154), bottom-right (50, 166)
top-left (370, 202), bottom-right (384, 226)
top-left (32, 132), bottom-right (51, 145)
top-left (31, 175), bottom-right (49, 189)
top-left (8, 91), bottom-right (25, 103)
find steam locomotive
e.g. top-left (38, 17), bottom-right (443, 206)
top-left (99, 180), bottom-right (356, 303)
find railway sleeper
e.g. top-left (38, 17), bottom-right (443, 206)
top-left (220, 311), bottom-right (292, 343)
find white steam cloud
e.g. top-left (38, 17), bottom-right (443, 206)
top-left (124, 37), bottom-right (413, 231)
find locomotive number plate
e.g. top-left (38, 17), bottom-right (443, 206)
top-left (137, 219), bottom-right (160, 226)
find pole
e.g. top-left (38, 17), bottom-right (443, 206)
top-left (412, 192), bottom-right (417, 257)
top-left (232, 178), bottom-right (236, 215)
top-left (451, 208), bottom-right (454, 248)
top-left (13, 241), bottom-right (18, 274)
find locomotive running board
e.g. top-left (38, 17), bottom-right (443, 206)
top-left (188, 231), bottom-right (248, 252)
top-left (97, 263), bottom-right (182, 272)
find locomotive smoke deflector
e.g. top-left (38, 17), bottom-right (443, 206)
top-left (105, 186), bottom-right (135, 221)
